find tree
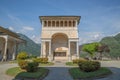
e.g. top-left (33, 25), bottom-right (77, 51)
top-left (97, 44), bottom-right (110, 60)
top-left (82, 42), bottom-right (100, 59)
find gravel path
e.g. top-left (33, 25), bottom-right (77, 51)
top-left (96, 61), bottom-right (120, 80)
top-left (0, 63), bottom-right (18, 80)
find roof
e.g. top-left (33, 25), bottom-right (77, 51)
top-left (39, 16), bottom-right (81, 24)
top-left (0, 26), bottom-right (25, 42)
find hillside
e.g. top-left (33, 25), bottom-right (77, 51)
top-left (17, 33), bottom-right (41, 56)
top-left (100, 33), bottom-right (120, 58)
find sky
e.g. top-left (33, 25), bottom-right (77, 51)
top-left (0, 0), bottom-right (120, 45)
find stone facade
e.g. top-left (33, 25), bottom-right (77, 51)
top-left (39, 16), bottom-right (81, 61)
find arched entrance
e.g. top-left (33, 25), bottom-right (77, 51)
top-left (51, 33), bottom-right (68, 60)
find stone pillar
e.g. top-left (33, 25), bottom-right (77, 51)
top-left (40, 41), bottom-right (43, 57)
top-left (42, 20), bottom-right (44, 27)
top-left (75, 20), bottom-right (77, 27)
top-left (12, 41), bottom-right (16, 60)
top-left (48, 41), bottom-right (51, 61)
top-left (2, 36), bottom-right (8, 61)
top-left (43, 41), bottom-right (46, 57)
top-left (76, 41), bottom-right (79, 59)
top-left (68, 40), bottom-right (71, 61)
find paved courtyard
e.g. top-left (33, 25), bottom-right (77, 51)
top-left (0, 61), bottom-right (120, 80)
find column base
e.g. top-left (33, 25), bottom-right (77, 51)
top-left (48, 55), bottom-right (52, 62)
top-left (68, 55), bottom-right (72, 62)
top-left (76, 54), bottom-right (80, 59)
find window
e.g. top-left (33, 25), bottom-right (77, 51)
top-left (69, 21), bottom-right (71, 27)
top-left (48, 21), bottom-right (51, 27)
top-left (52, 21), bottom-right (55, 27)
top-left (65, 21), bottom-right (67, 27)
top-left (44, 21), bottom-right (47, 27)
top-left (73, 21), bottom-right (75, 27)
top-left (60, 21), bottom-right (63, 27)
top-left (56, 21), bottom-right (59, 27)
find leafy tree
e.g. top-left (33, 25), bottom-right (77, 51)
top-left (97, 44), bottom-right (110, 60)
top-left (82, 42), bottom-right (100, 59)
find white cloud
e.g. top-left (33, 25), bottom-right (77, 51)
top-left (79, 32), bottom-right (105, 45)
top-left (23, 26), bottom-right (34, 31)
top-left (8, 26), bottom-right (14, 31)
top-left (31, 35), bottom-right (41, 43)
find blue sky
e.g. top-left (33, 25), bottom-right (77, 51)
top-left (0, 0), bottom-right (120, 44)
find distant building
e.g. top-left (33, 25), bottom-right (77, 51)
top-left (0, 26), bottom-right (25, 61)
top-left (39, 16), bottom-right (81, 61)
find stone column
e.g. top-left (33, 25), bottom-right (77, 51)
top-left (68, 40), bottom-right (71, 61)
top-left (2, 36), bottom-right (8, 61)
top-left (76, 41), bottom-right (79, 59)
top-left (12, 41), bottom-right (16, 60)
top-left (42, 20), bottom-right (44, 27)
top-left (40, 41), bottom-right (43, 57)
top-left (48, 41), bottom-right (51, 61)
top-left (43, 41), bottom-right (46, 57)
top-left (75, 20), bottom-right (77, 27)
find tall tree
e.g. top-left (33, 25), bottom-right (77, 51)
top-left (82, 42), bottom-right (100, 59)
top-left (97, 44), bottom-right (110, 60)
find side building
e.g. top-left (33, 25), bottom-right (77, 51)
top-left (0, 26), bottom-right (25, 61)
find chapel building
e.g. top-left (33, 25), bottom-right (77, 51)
top-left (39, 16), bottom-right (81, 61)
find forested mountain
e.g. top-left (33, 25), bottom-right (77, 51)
top-left (100, 33), bottom-right (120, 58)
top-left (17, 33), bottom-right (41, 56)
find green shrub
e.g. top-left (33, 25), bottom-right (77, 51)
top-left (26, 62), bottom-right (39, 72)
top-left (42, 58), bottom-right (48, 63)
top-left (18, 60), bottom-right (28, 69)
top-left (28, 55), bottom-right (37, 59)
top-left (73, 59), bottom-right (86, 64)
top-left (78, 60), bottom-right (101, 72)
top-left (33, 58), bottom-right (48, 64)
top-left (17, 52), bottom-right (28, 60)
top-left (33, 58), bottom-right (42, 63)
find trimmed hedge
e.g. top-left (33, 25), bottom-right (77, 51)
top-left (78, 60), bottom-right (101, 72)
top-left (73, 59), bottom-right (86, 64)
top-left (33, 58), bottom-right (48, 64)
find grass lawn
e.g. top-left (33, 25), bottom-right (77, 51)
top-left (69, 67), bottom-right (112, 80)
top-left (6, 67), bottom-right (49, 79)
top-left (66, 62), bottom-right (78, 66)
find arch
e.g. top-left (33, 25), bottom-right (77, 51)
top-left (51, 33), bottom-right (68, 60)
top-left (51, 33), bottom-right (68, 39)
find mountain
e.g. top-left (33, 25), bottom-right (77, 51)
top-left (100, 33), bottom-right (120, 58)
top-left (17, 33), bottom-right (41, 56)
